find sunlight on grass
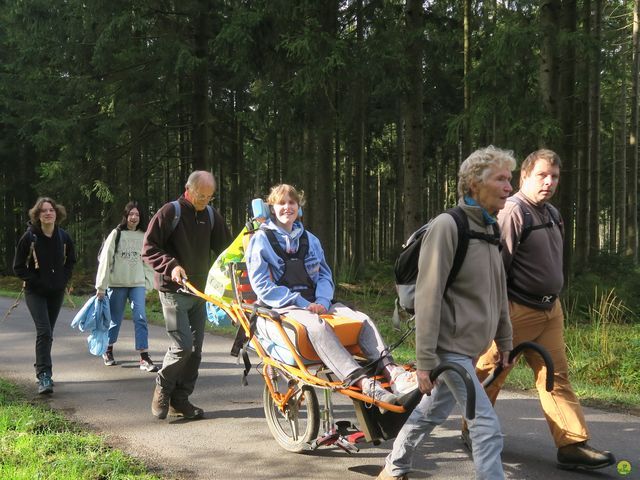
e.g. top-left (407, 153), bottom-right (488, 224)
top-left (0, 379), bottom-right (160, 480)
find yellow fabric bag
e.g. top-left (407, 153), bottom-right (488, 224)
top-left (205, 226), bottom-right (248, 306)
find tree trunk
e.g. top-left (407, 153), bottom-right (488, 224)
top-left (394, 104), bottom-right (405, 251)
top-left (352, 0), bottom-right (366, 274)
top-left (334, 116), bottom-right (343, 268)
top-left (539, 0), bottom-right (560, 119)
top-left (230, 89), bottom-right (245, 233)
top-left (311, 0), bottom-right (337, 268)
top-left (575, 0), bottom-right (590, 268)
top-left (542, 0), bottom-right (577, 281)
top-left (463, 0), bottom-right (472, 157)
top-left (617, 77), bottom-right (627, 254)
top-left (627, 0), bottom-right (640, 262)
top-left (191, 2), bottom-right (210, 171)
top-left (588, 0), bottom-right (601, 258)
top-left (403, 0), bottom-right (424, 238)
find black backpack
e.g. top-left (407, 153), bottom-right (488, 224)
top-left (392, 206), bottom-right (501, 326)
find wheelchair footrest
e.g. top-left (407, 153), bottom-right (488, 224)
top-left (311, 424), bottom-right (363, 453)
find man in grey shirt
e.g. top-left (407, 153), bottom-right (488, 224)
top-left (473, 149), bottom-right (615, 471)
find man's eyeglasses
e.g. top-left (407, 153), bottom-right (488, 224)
top-left (191, 190), bottom-right (215, 203)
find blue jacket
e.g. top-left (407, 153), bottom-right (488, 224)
top-left (71, 295), bottom-right (112, 356)
top-left (246, 220), bottom-right (334, 310)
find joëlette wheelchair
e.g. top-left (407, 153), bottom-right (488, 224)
top-left (181, 200), bottom-right (554, 454)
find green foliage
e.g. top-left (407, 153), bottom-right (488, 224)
top-left (565, 254), bottom-right (640, 321)
top-left (332, 259), bottom-right (640, 411)
top-left (0, 0), bottom-right (638, 274)
top-left (0, 379), bottom-right (160, 479)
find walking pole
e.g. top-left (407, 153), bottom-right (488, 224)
top-left (1, 287), bottom-right (24, 326)
top-left (65, 286), bottom-right (76, 309)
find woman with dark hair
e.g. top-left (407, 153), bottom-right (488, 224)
top-left (95, 201), bottom-right (157, 372)
top-left (13, 197), bottom-right (76, 394)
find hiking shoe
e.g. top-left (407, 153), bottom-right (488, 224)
top-left (37, 373), bottom-right (53, 395)
top-left (390, 366), bottom-right (419, 395)
top-left (102, 350), bottom-right (117, 366)
top-left (361, 378), bottom-right (398, 407)
top-left (169, 399), bottom-right (204, 419)
top-left (375, 467), bottom-right (409, 480)
top-left (35, 377), bottom-right (54, 387)
top-left (557, 441), bottom-right (615, 470)
top-left (139, 358), bottom-right (159, 372)
top-left (151, 385), bottom-right (170, 419)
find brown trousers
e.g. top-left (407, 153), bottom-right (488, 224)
top-left (476, 299), bottom-right (589, 448)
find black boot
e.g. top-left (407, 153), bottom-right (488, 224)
top-left (557, 441), bottom-right (615, 470)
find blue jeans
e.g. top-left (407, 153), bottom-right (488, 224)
top-left (25, 290), bottom-right (65, 377)
top-left (106, 286), bottom-right (149, 350)
top-left (157, 291), bottom-right (206, 400)
top-left (385, 353), bottom-right (505, 480)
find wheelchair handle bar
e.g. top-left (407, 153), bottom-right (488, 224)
top-left (400, 362), bottom-right (476, 420)
top-left (482, 341), bottom-right (554, 392)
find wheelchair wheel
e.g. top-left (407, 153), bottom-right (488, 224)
top-left (263, 381), bottom-right (320, 453)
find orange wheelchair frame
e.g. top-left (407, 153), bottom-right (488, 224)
top-left (180, 197), bottom-right (555, 453)
top-left (182, 267), bottom-right (478, 453)
top-left (178, 199), bottom-right (485, 453)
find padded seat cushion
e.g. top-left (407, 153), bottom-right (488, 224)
top-left (254, 313), bottom-right (364, 366)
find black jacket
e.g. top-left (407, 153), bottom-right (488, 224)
top-left (13, 224), bottom-right (76, 295)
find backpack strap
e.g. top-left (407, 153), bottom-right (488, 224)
top-left (206, 205), bottom-right (214, 229)
top-left (261, 227), bottom-right (308, 261)
top-left (296, 231), bottom-right (309, 259)
top-left (26, 228), bottom-right (71, 270)
top-left (508, 196), bottom-right (561, 243)
top-left (170, 200), bottom-right (181, 233)
top-left (109, 227), bottom-right (122, 273)
top-left (58, 228), bottom-right (68, 264)
top-left (445, 207), bottom-right (470, 289)
top-left (170, 200), bottom-right (215, 234)
top-left (446, 206), bottom-right (501, 288)
top-left (26, 230), bottom-right (39, 270)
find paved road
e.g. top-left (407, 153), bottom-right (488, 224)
top-left (0, 296), bottom-right (637, 479)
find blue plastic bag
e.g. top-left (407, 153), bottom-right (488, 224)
top-left (206, 301), bottom-right (232, 327)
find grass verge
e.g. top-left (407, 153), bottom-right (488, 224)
top-left (0, 378), bottom-right (161, 479)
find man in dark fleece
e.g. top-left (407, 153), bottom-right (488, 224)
top-left (143, 171), bottom-right (230, 420)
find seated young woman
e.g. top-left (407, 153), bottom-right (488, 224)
top-left (245, 183), bottom-right (416, 404)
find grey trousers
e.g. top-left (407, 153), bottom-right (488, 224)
top-left (384, 353), bottom-right (505, 480)
top-left (278, 303), bottom-right (392, 381)
top-left (157, 291), bottom-right (206, 400)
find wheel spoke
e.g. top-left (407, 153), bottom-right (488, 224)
top-left (288, 415), bottom-right (300, 440)
top-left (264, 385), bottom-right (319, 452)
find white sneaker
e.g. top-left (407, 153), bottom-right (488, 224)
top-left (390, 366), bottom-right (418, 395)
top-left (361, 378), bottom-right (397, 405)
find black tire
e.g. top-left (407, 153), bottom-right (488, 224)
top-left (263, 380), bottom-right (320, 453)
